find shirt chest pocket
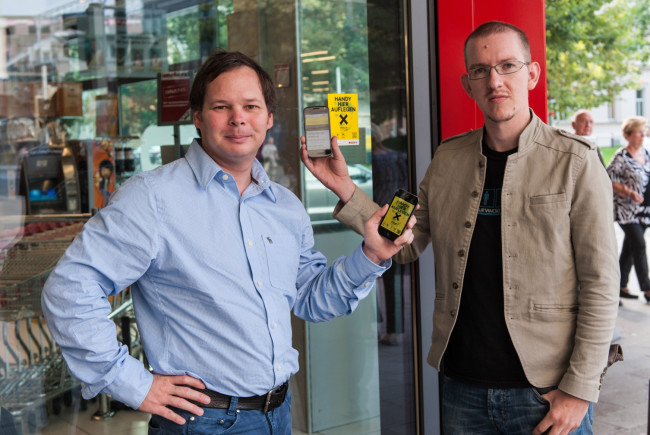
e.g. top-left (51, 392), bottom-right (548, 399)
top-left (529, 192), bottom-right (567, 207)
top-left (263, 233), bottom-right (300, 290)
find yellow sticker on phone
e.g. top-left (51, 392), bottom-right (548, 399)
top-left (328, 94), bottom-right (358, 145)
top-left (381, 197), bottom-right (415, 236)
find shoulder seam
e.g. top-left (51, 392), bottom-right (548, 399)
top-left (556, 129), bottom-right (594, 149)
top-left (441, 129), bottom-right (474, 144)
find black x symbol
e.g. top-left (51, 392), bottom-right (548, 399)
top-left (339, 114), bottom-right (348, 125)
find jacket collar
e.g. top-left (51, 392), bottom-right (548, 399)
top-left (476, 108), bottom-right (541, 156)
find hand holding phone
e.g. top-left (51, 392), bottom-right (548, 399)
top-left (304, 106), bottom-right (332, 158)
top-left (378, 189), bottom-right (418, 241)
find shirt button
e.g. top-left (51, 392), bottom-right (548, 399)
top-left (364, 282), bottom-right (370, 287)
top-left (276, 364), bottom-right (282, 371)
top-left (247, 240), bottom-right (253, 247)
top-left (471, 191), bottom-right (479, 198)
top-left (273, 322), bottom-right (278, 329)
top-left (222, 174), bottom-right (229, 180)
top-left (457, 249), bottom-right (465, 257)
top-left (257, 281), bottom-right (262, 288)
top-left (464, 221), bottom-right (471, 228)
top-left (452, 282), bottom-right (459, 289)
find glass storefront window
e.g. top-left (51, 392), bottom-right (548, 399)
top-left (0, 0), bottom-right (417, 433)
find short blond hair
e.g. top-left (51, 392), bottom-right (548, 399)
top-left (622, 116), bottom-right (648, 137)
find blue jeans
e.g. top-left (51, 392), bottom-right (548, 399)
top-left (148, 391), bottom-right (292, 435)
top-left (441, 377), bottom-right (593, 434)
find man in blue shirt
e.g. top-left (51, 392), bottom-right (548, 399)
top-left (41, 51), bottom-right (414, 434)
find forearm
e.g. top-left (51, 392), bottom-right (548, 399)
top-left (611, 182), bottom-right (632, 198)
top-left (42, 269), bottom-right (153, 408)
top-left (562, 153), bottom-right (620, 401)
top-left (293, 244), bottom-right (387, 322)
top-left (332, 185), bottom-right (380, 235)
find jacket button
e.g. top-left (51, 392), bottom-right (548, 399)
top-left (464, 221), bottom-right (471, 228)
top-left (452, 282), bottom-right (459, 289)
top-left (450, 310), bottom-right (456, 317)
top-left (479, 161), bottom-right (485, 168)
top-left (471, 191), bottom-right (479, 198)
top-left (457, 250), bottom-right (465, 257)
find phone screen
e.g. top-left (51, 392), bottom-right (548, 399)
top-left (379, 189), bottom-right (418, 240)
top-left (304, 109), bottom-right (331, 154)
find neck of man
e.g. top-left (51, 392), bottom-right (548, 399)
top-left (483, 109), bottom-right (532, 152)
top-left (200, 143), bottom-right (256, 195)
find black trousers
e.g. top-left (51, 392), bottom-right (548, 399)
top-left (619, 223), bottom-right (650, 291)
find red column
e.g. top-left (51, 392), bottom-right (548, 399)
top-left (436, 0), bottom-right (547, 139)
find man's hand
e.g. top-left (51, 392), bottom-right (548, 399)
top-left (138, 374), bottom-right (211, 425)
top-left (300, 136), bottom-right (356, 203)
top-left (361, 204), bottom-right (416, 264)
top-left (532, 389), bottom-right (590, 435)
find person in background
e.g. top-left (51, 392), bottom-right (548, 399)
top-left (572, 109), bottom-right (605, 165)
top-left (302, 21), bottom-right (619, 434)
top-left (607, 116), bottom-right (650, 303)
top-left (370, 122), bottom-right (409, 345)
top-left (41, 51), bottom-right (415, 435)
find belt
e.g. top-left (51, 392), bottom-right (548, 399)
top-left (189, 382), bottom-right (288, 413)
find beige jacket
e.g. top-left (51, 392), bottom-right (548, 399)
top-left (334, 113), bottom-right (619, 402)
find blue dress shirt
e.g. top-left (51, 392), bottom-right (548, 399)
top-left (41, 139), bottom-right (388, 410)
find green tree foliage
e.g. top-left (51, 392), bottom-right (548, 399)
top-left (300, 0), bottom-right (369, 105)
top-left (546, 0), bottom-right (650, 119)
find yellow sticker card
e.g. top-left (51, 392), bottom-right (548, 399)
top-left (328, 94), bottom-right (359, 145)
top-left (380, 197), bottom-right (415, 236)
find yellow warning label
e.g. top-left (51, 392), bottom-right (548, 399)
top-left (328, 94), bottom-right (359, 146)
top-left (380, 197), bottom-right (414, 236)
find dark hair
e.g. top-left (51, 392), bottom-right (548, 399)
top-left (99, 159), bottom-right (114, 172)
top-left (463, 21), bottom-right (531, 66)
top-left (190, 51), bottom-right (277, 115)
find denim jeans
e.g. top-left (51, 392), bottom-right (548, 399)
top-left (441, 377), bottom-right (593, 434)
top-left (147, 391), bottom-right (292, 435)
top-left (619, 223), bottom-right (650, 290)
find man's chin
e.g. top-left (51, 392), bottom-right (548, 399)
top-left (486, 112), bottom-right (516, 124)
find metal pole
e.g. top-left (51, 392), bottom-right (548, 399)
top-left (92, 394), bottom-right (115, 421)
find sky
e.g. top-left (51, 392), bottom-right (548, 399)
top-left (0, 0), bottom-right (74, 17)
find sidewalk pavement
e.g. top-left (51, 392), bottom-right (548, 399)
top-left (593, 227), bottom-right (650, 434)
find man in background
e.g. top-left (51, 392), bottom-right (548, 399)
top-left (572, 109), bottom-right (605, 165)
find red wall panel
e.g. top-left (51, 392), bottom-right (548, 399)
top-left (436, 0), bottom-right (547, 140)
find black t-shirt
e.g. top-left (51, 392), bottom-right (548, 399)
top-left (442, 140), bottom-right (530, 388)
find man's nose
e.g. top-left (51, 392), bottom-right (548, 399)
top-left (488, 68), bottom-right (503, 88)
top-left (229, 108), bottom-right (245, 125)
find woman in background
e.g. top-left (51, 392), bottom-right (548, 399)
top-left (607, 116), bottom-right (650, 303)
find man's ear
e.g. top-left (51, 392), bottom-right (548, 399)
top-left (460, 74), bottom-right (473, 98)
top-left (267, 112), bottom-right (274, 130)
top-left (527, 61), bottom-right (541, 91)
top-left (193, 110), bottom-right (202, 128)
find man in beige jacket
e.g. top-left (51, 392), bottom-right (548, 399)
top-left (301, 21), bottom-right (619, 435)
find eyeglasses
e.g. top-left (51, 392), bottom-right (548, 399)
top-left (467, 60), bottom-right (530, 80)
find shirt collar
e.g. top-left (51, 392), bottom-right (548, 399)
top-left (184, 139), bottom-right (277, 202)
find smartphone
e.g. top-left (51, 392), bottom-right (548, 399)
top-left (378, 189), bottom-right (419, 241)
top-left (304, 106), bottom-right (332, 158)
